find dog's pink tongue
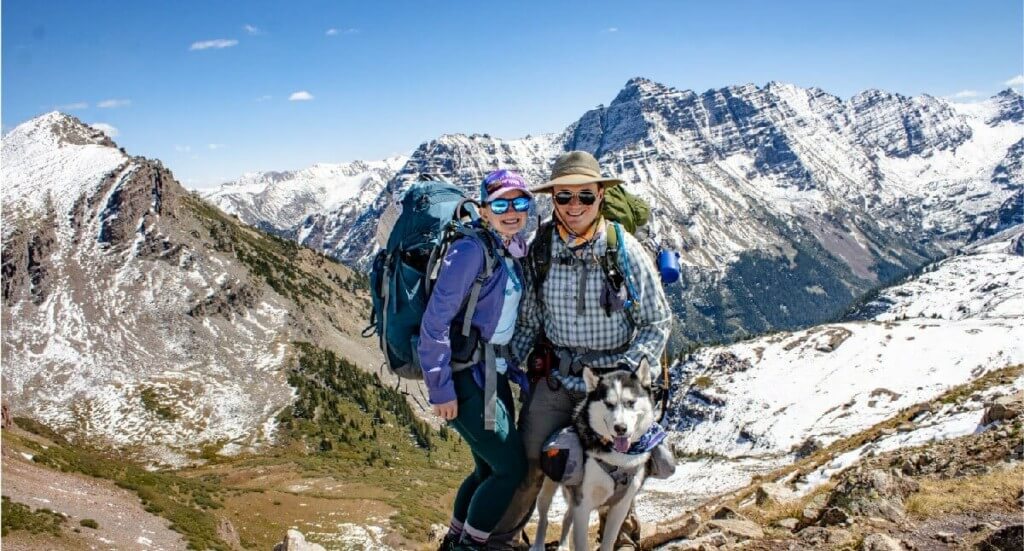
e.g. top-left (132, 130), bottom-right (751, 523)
top-left (613, 436), bottom-right (631, 453)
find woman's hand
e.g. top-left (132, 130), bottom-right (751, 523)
top-left (433, 400), bottom-right (458, 421)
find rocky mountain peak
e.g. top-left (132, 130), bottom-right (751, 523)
top-left (7, 111), bottom-right (117, 149)
top-left (987, 88), bottom-right (1023, 125)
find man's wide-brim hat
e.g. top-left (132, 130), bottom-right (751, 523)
top-left (530, 151), bottom-right (623, 193)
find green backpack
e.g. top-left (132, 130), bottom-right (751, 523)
top-left (601, 185), bottom-right (650, 234)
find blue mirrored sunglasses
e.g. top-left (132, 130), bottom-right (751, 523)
top-left (487, 196), bottom-right (531, 215)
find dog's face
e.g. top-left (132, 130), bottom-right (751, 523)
top-left (582, 359), bottom-right (656, 453)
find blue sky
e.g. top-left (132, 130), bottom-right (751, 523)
top-left (3, 0), bottom-right (1022, 189)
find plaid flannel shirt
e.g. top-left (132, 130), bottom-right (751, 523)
top-left (511, 223), bottom-right (672, 371)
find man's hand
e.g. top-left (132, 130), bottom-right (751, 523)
top-left (432, 400), bottom-right (458, 421)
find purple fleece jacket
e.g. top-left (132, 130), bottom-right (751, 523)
top-left (417, 235), bottom-right (519, 404)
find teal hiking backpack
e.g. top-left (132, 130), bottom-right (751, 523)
top-left (366, 179), bottom-right (499, 379)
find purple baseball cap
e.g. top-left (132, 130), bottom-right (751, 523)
top-left (480, 169), bottom-right (533, 203)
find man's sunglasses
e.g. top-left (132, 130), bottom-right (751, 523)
top-left (488, 196), bottom-right (532, 215)
top-left (553, 190), bottom-right (598, 206)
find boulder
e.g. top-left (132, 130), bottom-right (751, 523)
top-left (755, 482), bottom-right (798, 506)
top-left (773, 518), bottom-right (800, 531)
top-left (861, 533), bottom-right (903, 551)
top-left (273, 529), bottom-right (326, 551)
top-left (798, 526), bottom-right (854, 547)
top-left (934, 531), bottom-right (957, 544)
top-left (712, 506), bottom-right (742, 520)
top-left (818, 507), bottom-right (850, 527)
top-left (665, 532), bottom-right (727, 550)
top-left (825, 467), bottom-right (918, 521)
top-left (705, 519), bottom-right (764, 541)
top-left (981, 391), bottom-right (1024, 425)
top-left (645, 512), bottom-right (702, 548)
top-left (794, 437), bottom-right (823, 459)
top-left (976, 524), bottom-right (1023, 550)
top-left (802, 493), bottom-right (828, 521)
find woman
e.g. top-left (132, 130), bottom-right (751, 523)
top-left (417, 170), bottom-right (533, 550)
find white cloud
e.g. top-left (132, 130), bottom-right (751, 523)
top-left (243, 24), bottom-right (262, 35)
top-left (56, 101), bottom-right (88, 111)
top-left (175, 145), bottom-right (192, 153)
top-left (190, 39), bottom-right (239, 51)
top-left (90, 123), bottom-right (119, 138)
top-left (605, 27), bottom-right (619, 33)
top-left (255, 95), bottom-right (273, 102)
top-left (289, 91), bottom-right (314, 101)
top-left (326, 28), bottom-right (339, 36)
top-left (1005, 74), bottom-right (1024, 89)
top-left (97, 98), bottom-right (131, 109)
top-left (326, 27), bottom-right (358, 36)
top-left (207, 143), bottom-right (225, 150)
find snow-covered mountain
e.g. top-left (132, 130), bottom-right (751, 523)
top-left (1, 113), bottom-right (382, 466)
top-left (664, 224), bottom-right (1024, 460)
top-left (220, 78), bottom-right (1024, 343)
top-left (206, 156), bottom-right (406, 233)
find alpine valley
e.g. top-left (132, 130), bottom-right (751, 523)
top-left (2, 77), bottom-right (1022, 551)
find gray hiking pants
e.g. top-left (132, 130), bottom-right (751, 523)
top-left (488, 379), bottom-right (641, 549)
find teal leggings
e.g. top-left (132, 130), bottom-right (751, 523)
top-left (448, 369), bottom-right (527, 536)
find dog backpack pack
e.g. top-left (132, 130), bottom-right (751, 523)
top-left (366, 179), bottom-right (499, 379)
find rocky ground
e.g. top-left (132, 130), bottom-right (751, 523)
top-left (646, 392), bottom-right (1024, 550)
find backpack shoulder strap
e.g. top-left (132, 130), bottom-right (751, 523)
top-left (455, 224), bottom-right (499, 337)
top-left (530, 220), bottom-right (555, 298)
top-left (601, 221), bottom-right (641, 326)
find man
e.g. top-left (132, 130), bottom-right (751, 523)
top-left (490, 151), bottom-right (673, 550)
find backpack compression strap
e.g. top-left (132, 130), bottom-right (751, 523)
top-left (454, 227), bottom-right (497, 337)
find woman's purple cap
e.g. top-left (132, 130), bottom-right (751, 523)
top-left (481, 169), bottom-right (532, 203)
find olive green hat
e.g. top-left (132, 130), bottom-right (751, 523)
top-left (529, 151), bottom-right (623, 193)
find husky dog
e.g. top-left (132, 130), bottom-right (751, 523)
top-left (533, 359), bottom-right (657, 551)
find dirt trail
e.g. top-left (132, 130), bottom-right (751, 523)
top-left (2, 429), bottom-right (187, 550)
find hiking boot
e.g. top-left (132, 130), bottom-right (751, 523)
top-left (438, 532), bottom-right (460, 551)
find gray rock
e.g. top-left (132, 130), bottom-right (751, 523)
top-left (981, 391), bottom-right (1024, 425)
top-left (712, 506), bottom-right (742, 520)
top-left (976, 524), bottom-right (1023, 550)
top-left (273, 529), bottom-right (326, 551)
top-left (706, 519), bottom-right (764, 541)
top-left (666, 531), bottom-right (728, 550)
top-left (934, 531), bottom-right (957, 544)
top-left (798, 526), bottom-right (853, 547)
top-left (756, 482), bottom-right (798, 506)
top-left (817, 507), bottom-right (849, 527)
top-left (861, 533), bottom-right (903, 551)
top-left (774, 518), bottom-right (800, 531)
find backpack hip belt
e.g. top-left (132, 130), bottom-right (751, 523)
top-left (554, 342), bottom-right (632, 378)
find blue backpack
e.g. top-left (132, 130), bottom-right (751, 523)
top-left (366, 179), bottom-right (499, 379)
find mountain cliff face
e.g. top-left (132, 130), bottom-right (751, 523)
top-left (210, 79), bottom-right (1023, 344)
top-left (1, 113), bottom-right (384, 466)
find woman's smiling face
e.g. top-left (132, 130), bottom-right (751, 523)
top-left (482, 191), bottom-right (529, 238)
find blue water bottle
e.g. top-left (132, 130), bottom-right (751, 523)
top-left (657, 249), bottom-right (681, 284)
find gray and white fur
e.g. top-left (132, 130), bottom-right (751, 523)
top-left (532, 358), bottom-right (656, 551)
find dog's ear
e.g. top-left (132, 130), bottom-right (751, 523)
top-left (583, 367), bottom-right (600, 393)
top-left (635, 357), bottom-right (652, 388)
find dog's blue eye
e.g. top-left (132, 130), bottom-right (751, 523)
top-left (605, 401), bottom-right (616, 409)
top-left (625, 400), bottom-right (636, 408)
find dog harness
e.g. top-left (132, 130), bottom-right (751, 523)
top-left (594, 423), bottom-right (669, 502)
